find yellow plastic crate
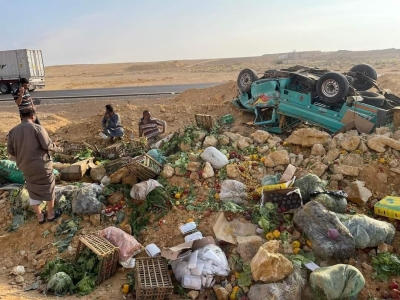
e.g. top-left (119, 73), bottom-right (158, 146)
top-left (374, 196), bottom-right (400, 220)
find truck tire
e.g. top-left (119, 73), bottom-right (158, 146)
top-left (316, 72), bottom-right (349, 104)
top-left (0, 83), bottom-right (11, 94)
top-left (349, 64), bottom-right (377, 91)
top-left (11, 83), bottom-right (19, 92)
top-left (358, 91), bottom-right (385, 107)
top-left (237, 69), bottom-right (258, 93)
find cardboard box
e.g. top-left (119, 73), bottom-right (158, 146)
top-left (161, 236), bottom-right (215, 260)
top-left (279, 164), bottom-right (296, 183)
top-left (341, 110), bottom-right (374, 134)
top-left (60, 158), bottom-right (93, 181)
top-left (212, 211), bottom-right (257, 245)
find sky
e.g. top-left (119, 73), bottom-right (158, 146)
top-left (1, 0), bottom-right (400, 66)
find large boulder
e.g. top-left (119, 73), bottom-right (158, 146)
top-left (250, 240), bottom-right (293, 283)
top-left (341, 154), bottom-right (364, 167)
top-left (90, 167), bottom-right (106, 183)
top-left (161, 164), bottom-right (175, 178)
top-left (263, 150), bottom-right (290, 167)
top-left (72, 185), bottom-right (102, 215)
top-left (367, 136), bottom-right (400, 152)
top-left (311, 162), bottom-right (328, 177)
top-left (286, 128), bottom-right (331, 147)
top-left (323, 149), bottom-right (341, 164)
top-left (311, 144), bottom-right (326, 157)
top-left (237, 236), bottom-right (263, 264)
top-left (333, 165), bottom-right (362, 177)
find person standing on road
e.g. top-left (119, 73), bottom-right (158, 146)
top-left (12, 78), bottom-right (41, 125)
top-left (139, 110), bottom-right (166, 145)
top-left (101, 104), bottom-right (124, 142)
top-left (7, 107), bottom-right (62, 224)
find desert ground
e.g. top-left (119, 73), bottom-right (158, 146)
top-left (0, 49), bottom-right (400, 300)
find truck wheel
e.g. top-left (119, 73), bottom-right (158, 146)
top-left (237, 69), bottom-right (258, 93)
top-left (316, 72), bottom-right (349, 104)
top-left (357, 91), bottom-right (385, 107)
top-left (11, 83), bottom-right (19, 92)
top-left (349, 64), bottom-right (377, 91)
top-left (0, 83), bottom-right (11, 94)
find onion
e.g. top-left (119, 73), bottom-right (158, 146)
top-left (390, 280), bottom-right (399, 290)
top-left (381, 290), bottom-right (390, 299)
top-left (327, 228), bottom-right (340, 240)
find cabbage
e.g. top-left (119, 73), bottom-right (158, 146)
top-left (75, 273), bottom-right (96, 295)
top-left (47, 272), bottom-right (74, 296)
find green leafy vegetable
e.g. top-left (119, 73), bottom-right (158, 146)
top-left (47, 272), bottom-right (74, 296)
top-left (288, 251), bottom-right (316, 269)
top-left (75, 273), bottom-right (96, 295)
top-left (238, 264), bottom-right (252, 287)
top-left (372, 253), bottom-right (400, 282)
top-left (221, 202), bottom-right (244, 213)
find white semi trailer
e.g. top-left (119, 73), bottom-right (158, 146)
top-left (0, 49), bottom-right (45, 94)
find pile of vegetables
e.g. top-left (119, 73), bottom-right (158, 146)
top-left (128, 186), bottom-right (171, 236)
top-left (41, 248), bottom-right (99, 296)
top-left (52, 219), bottom-right (80, 253)
top-left (0, 143), bottom-right (7, 160)
top-left (372, 252), bottom-right (400, 282)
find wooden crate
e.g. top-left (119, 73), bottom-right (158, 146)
top-left (75, 234), bottom-right (119, 285)
top-left (99, 143), bottom-right (125, 159)
top-left (126, 154), bottom-right (163, 181)
top-left (102, 157), bottom-right (130, 174)
top-left (195, 114), bottom-right (213, 131)
top-left (135, 257), bottom-right (173, 300)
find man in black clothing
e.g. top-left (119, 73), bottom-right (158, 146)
top-left (12, 78), bottom-right (41, 125)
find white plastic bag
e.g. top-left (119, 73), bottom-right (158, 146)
top-left (200, 147), bottom-right (229, 169)
top-left (181, 275), bottom-right (202, 290)
top-left (130, 179), bottom-right (161, 200)
top-left (219, 180), bottom-right (248, 204)
top-left (173, 262), bottom-right (191, 281)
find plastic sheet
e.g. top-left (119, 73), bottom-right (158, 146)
top-left (130, 179), bottom-right (161, 200)
top-left (220, 180), bottom-right (247, 204)
top-left (310, 264), bottom-right (365, 300)
top-left (293, 201), bottom-right (355, 260)
top-left (200, 147), bottom-right (229, 169)
top-left (337, 213), bottom-right (395, 248)
top-left (99, 226), bottom-right (142, 263)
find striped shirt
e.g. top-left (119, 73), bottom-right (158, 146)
top-left (139, 118), bottom-right (166, 138)
top-left (12, 87), bottom-right (33, 111)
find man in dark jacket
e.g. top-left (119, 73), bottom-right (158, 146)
top-left (12, 78), bottom-right (41, 125)
top-left (101, 104), bottom-right (124, 142)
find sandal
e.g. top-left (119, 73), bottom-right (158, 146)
top-left (47, 209), bottom-right (63, 222)
top-left (39, 212), bottom-right (47, 225)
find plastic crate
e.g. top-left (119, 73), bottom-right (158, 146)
top-left (75, 234), bottom-right (119, 285)
top-left (135, 257), bottom-right (173, 300)
top-left (262, 187), bottom-right (303, 211)
top-left (374, 196), bottom-right (400, 220)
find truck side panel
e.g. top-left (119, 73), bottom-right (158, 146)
top-left (0, 51), bottom-right (20, 79)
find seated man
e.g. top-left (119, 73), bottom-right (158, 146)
top-left (139, 110), bottom-right (166, 144)
top-left (101, 104), bottom-right (124, 142)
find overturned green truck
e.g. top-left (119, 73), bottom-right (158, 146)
top-left (232, 64), bottom-right (400, 134)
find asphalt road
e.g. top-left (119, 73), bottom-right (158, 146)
top-left (0, 82), bottom-right (223, 101)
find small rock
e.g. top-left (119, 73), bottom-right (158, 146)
top-left (358, 141), bottom-right (369, 153)
top-left (82, 215), bottom-right (90, 222)
top-left (294, 154), bottom-right (304, 167)
top-left (225, 283), bottom-right (233, 294)
top-left (193, 130), bottom-right (207, 142)
top-left (341, 154), bottom-right (364, 167)
top-left (190, 172), bottom-right (199, 181)
top-left (15, 275), bottom-right (24, 284)
top-left (348, 258), bottom-right (357, 266)
top-left (187, 290), bottom-right (200, 300)
top-left (251, 130), bottom-right (270, 144)
top-left (377, 243), bottom-right (394, 254)
top-left (333, 165), bottom-right (362, 177)
top-left (122, 174), bottom-right (138, 187)
top-left (258, 145), bottom-right (270, 154)
top-left (329, 180), bottom-right (339, 189)
top-left (213, 284), bottom-right (222, 293)
top-left (6, 261), bottom-right (13, 269)
top-left (389, 159), bottom-right (399, 168)
top-left (218, 135), bottom-right (230, 146)
top-left (202, 162), bottom-right (215, 179)
top-left (187, 162), bottom-right (201, 172)
top-left (286, 128), bottom-right (331, 147)
top-left (36, 259), bottom-right (46, 270)
top-left (90, 167), bottom-right (106, 183)
top-left (311, 162), bottom-right (328, 177)
top-left (161, 164), bottom-right (175, 178)
top-left (368, 249), bottom-right (377, 257)
top-left (376, 172), bottom-right (388, 183)
top-left (361, 262), bottom-right (373, 271)
top-left (340, 136), bottom-right (361, 151)
top-left (109, 167), bottom-right (130, 184)
top-left (344, 181), bottom-right (372, 206)
top-left (215, 287), bottom-right (229, 300)
top-left (203, 135), bottom-right (218, 148)
top-left (107, 192), bottom-right (124, 205)
top-left (242, 286), bottom-right (249, 294)
top-left (179, 141), bottom-right (191, 152)
top-left (237, 236), bottom-right (263, 264)
top-left (330, 173), bottom-right (344, 181)
top-left (311, 144), bottom-right (326, 156)
top-left (367, 135), bottom-right (400, 153)
top-left (238, 137), bottom-right (251, 150)
top-left (263, 150), bottom-right (290, 167)
top-left (89, 214), bottom-right (101, 226)
top-left (50, 224), bottom-right (58, 233)
top-left (32, 259), bottom-right (38, 266)
top-left (226, 165), bottom-right (239, 179)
